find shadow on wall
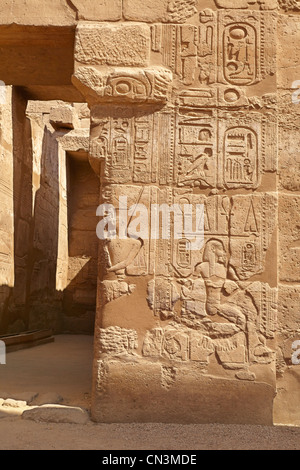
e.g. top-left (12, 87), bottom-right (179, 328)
top-left (62, 152), bottom-right (99, 334)
top-left (0, 87), bottom-right (34, 335)
top-left (0, 90), bottom-right (98, 336)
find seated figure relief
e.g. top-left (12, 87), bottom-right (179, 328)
top-left (145, 237), bottom-right (274, 381)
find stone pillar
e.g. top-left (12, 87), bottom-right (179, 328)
top-left (72, 1), bottom-right (279, 424)
top-left (0, 85), bottom-right (14, 332)
top-left (273, 9), bottom-right (300, 426)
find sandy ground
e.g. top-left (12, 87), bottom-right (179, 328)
top-left (0, 418), bottom-right (300, 450)
top-left (0, 335), bottom-right (94, 408)
top-left (0, 335), bottom-right (299, 451)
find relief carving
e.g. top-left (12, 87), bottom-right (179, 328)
top-left (75, 23), bottom-right (151, 67)
top-left (100, 280), bottom-right (136, 303)
top-left (161, 366), bottom-right (177, 390)
top-left (97, 326), bottom-right (138, 356)
top-left (147, 278), bottom-right (180, 319)
top-left (143, 231), bottom-right (276, 380)
top-left (68, 1), bottom-right (282, 423)
top-left (278, 0), bottom-right (300, 10)
top-left (87, 104), bottom-right (276, 188)
top-left (123, 0), bottom-right (197, 23)
top-left (229, 193), bottom-right (277, 279)
top-left (154, 9), bottom-right (276, 89)
top-left (73, 66), bottom-right (172, 106)
top-left (214, 0), bottom-right (277, 7)
top-left (221, 19), bottom-right (258, 86)
top-left (106, 238), bottom-right (143, 278)
top-left (166, 0), bottom-right (197, 23)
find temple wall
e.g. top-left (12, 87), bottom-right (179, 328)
top-left (274, 12), bottom-right (300, 426)
top-left (0, 86), bottom-right (14, 332)
top-left (0, 94), bottom-right (96, 335)
top-left (0, 0), bottom-right (299, 425)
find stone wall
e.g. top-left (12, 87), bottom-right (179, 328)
top-left (70, 0), bottom-right (300, 425)
top-left (0, 0), bottom-right (299, 426)
top-left (0, 86), bottom-right (14, 333)
top-left (71, 0), bottom-right (280, 424)
top-left (274, 12), bottom-right (300, 426)
top-left (0, 93), bottom-right (96, 336)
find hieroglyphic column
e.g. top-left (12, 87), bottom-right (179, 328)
top-left (72, 0), bottom-right (279, 424)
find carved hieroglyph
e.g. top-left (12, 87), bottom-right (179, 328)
top-left (72, 3), bottom-right (279, 424)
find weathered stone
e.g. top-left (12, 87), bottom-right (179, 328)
top-left (74, 3), bottom-right (280, 425)
top-left (2, 399), bottom-right (27, 409)
top-left (0, 392), bottom-right (38, 404)
top-left (22, 405), bottom-right (90, 424)
top-left (279, 195), bottom-right (300, 283)
top-left (0, 0), bottom-right (299, 429)
top-left (50, 104), bottom-right (79, 130)
top-left (214, 0), bottom-right (277, 8)
top-left (72, 67), bottom-right (173, 106)
top-left (75, 23), bottom-right (151, 67)
top-left (69, 0), bottom-right (122, 21)
top-left (0, 87), bottom-right (14, 291)
top-left (123, 0), bottom-right (197, 23)
top-left (58, 129), bottom-right (90, 152)
top-left (0, 0), bottom-right (76, 26)
top-left (31, 392), bottom-right (64, 406)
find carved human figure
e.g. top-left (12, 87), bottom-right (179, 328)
top-left (105, 237), bottom-right (143, 279)
top-left (179, 149), bottom-right (212, 188)
top-left (195, 239), bottom-right (257, 379)
top-left (196, 239), bottom-right (273, 371)
top-left (180, 278), bottom-right (207, 318)
top-left (197, 239), bottom-right (245, 328)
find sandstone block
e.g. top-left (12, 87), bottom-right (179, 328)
top-left (31, 392), bottom-right (64, 406)
top-left (0, 0), bottom-right (75, 26)
top-left (279, 195), bottom-right (300, 282)
top-left (75, 23), bottom-right (151, 67)
top-left (214, 0), bottom-right (277, 8)
top-left (72, 66), bottom-right (172, 106)
top-left (70, 0), bottom-right (122, 21)
top-left (22, 405), bottom-right (90, 424)
top-left (123, 0), bottom-right (197, 23)
top-left (50, 105), bottom-right (79, 130)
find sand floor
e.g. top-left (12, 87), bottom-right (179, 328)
top-left (0, 335), bottom-right (299, 450)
